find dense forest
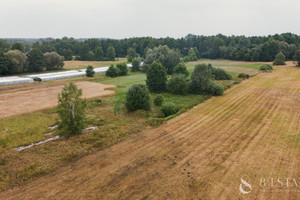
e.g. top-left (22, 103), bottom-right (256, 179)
top-left (1, 33), bottom-right (300, 75)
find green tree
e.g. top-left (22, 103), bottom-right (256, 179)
top-left (161, 102), bottom-right (178, 117)
top-left (95, 46), bottom-right (104, 60)
top-left (293, 50), bottom-right (300, 67)
top-left (44, 52), bottom-right (64, 70)
top-left (144, 45), bottom-right (180, 74)
top-left (131, 58), bottom-right (140, 72)
top-left (106, 65), bottom-right (119, 77)
top-left (0, 40), bottom-right (10, 52)
top-left (57, 82), bottom-right (87, 137)
top-left (125, 84), bottom-right (151, 112)
top-left (106, 45), bottom-right (116, 60)
top-left (127, 47), bottom-right (138, 62)
top-left (0, 53), bottom-right (12, 75)
top-left (28, 48), bottom-right (44, 72)
top-left (11, 42), bottom-right (25, 52)
top-left (62, 49), bottom-right (73, 60)
top-left (153, 94), bottom-right (164, 106)
top-left (146, 61), bottom-right (167, 92)
top-left (189, 64), bottom-right (212, 94)
top-left (174, 62), bottom-right (189, 77)
top-left (5, 50), bottom-right (27, 73)
top-left (273, 52), bottom-right (286, 65)
top-left (116, 63), bottom-right (128, 75)
top-left (167, 74), bottom-right (189, 95)
top-left (86, 65), bottom-right (95, 77)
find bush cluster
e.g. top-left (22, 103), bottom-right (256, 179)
top-left (273, 52), bottom-right (286, 65)
top-left (238, 73), bottom-right (250, 79)
top-left (153, 94), bottom-right (164, 106)
top-left (167, 74), bottom-right (188, 95)
top-left (189, 64), bottom-right (224, 96)
top-left (125, 84), bottom-right (151, 112)
top-left (86, 65), bottom-right (95, 77)
top-left (212, 68), bottom-right (232, 80)
top-left (259, 64), bottom-right (273, 71)
top-left (161, 102), bottom-right (178, 117)
top-left (174, 62), bottom-right (189, 77)
top-left (105, 63), bottom-right (128, 77)
top-left (146, 61), bottom-right (167, 92)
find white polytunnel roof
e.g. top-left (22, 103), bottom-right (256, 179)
top-left (0, 76), bottom-right (34, 86)
top-left (0, 64), bottom-right (133, 85)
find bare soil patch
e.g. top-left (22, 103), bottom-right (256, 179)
top-left (0, 82), bottom-right (116, 119)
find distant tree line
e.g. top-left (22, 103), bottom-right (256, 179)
top-left (1, 33), bottom-right (300, 61)
top-left (1, 32), bottom-right (300, 75)
top-left (0, 48), bottom-right (64, 75)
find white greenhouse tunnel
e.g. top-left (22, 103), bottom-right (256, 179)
top-left (0, 64), bottom-right (133, 86)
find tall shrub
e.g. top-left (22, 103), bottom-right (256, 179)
top-left (146, 61), bottom-right (167, 92)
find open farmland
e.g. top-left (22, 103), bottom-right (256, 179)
top-left (187, 59), bottom-right (272, 76)
top-left (0, 81), bottom-right (116, 119)
top-left (1, 63), bottom-right (300, 199)
top-left (63, 58), bottom-right (128, 69)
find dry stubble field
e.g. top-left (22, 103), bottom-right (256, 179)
top-left (1, 64), bottom-right (300, 200)
top-left (0, 82), bottom-right (116, 119)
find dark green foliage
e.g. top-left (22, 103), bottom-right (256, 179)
top-left (5, 50), bottom-right (27, 74)
top-left (294, 50), bottom-right (300, 67)
top-left (146, 61), bottom-right (167, 92)
top-left (174, 62), bottom-right (189, 77)
top-left (116, 63), bottom-right (128, 76)
top-left (208, 83), bottom-right (224, 96)
top-left (106, 45), bottom-right (116, 61)
top-left (189, 64), bottom-right (224, 96)
top-left (44, 52), bottom-right (64, 70)
top-left (86, 65), bottom-right (95, 77)
top-left (125, 84), bottom-right (151, 112)
top-left (211, 68), bottom-right (232, 80)
top-left (273, 52), bottom-right (286, 65)
top-left (167, 74), bottom-right (189, 95)
top-left (153, 94), bottom-right (164, 106)
top-left (11, 42), bottom-right (25, 52)
top-left (0, 53), bottom-right (12, 75)
top-left (259, 64), bottom-right (273, 71)
top-left (189, 64), bottom-right (213, 94)
top-left (105, 65), bottom-right (119, 77)
top-left (62, 49), bottom-right (73, 60)
top-left (57, 82), bottom-right (87, 137)
top-left (95, 46), bottom-right (104, 60)
top-left (144, 45), bottom-right (180, 74)
top-left (183, 48), bottom-right (198, 62)
top-left (27, 48), bottom-right (44, 72)
top-left (127, 48), bottom-right (138, 62)
top-left (161, 102), bottom-right (178, 117)
top-left (131, 57), bottom-right (141, 72)
top-left (238, 73), bottom-right (250, 79)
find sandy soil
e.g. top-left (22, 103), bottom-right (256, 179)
top-left (0, 82), bottom-right (116, 119)
top-left (1, 64), bottom-right (300, 200)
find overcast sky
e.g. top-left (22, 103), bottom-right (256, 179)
top-left (0, 0), bottom-right (299, 39)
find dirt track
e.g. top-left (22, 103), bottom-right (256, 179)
top-left (0, 82), bottom-right (116, 119)
top-left (1, 65), bottom-right (300, 199)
